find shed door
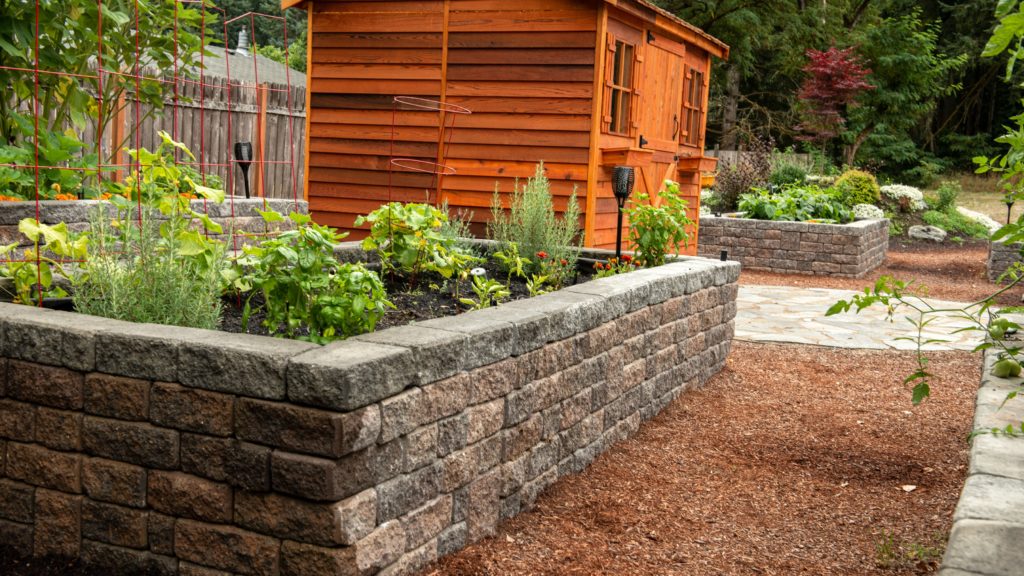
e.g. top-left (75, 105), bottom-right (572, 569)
top-left (634, 41), bottom-right (685, 197)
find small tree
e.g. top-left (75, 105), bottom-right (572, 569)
top-left (796, 46), bottom-right (874, 153)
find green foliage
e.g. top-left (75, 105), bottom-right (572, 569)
top-left (236, 211), bottom-right (391, 343)
top-left (356, 202), bottom-right (455, 283)
top-left (834, 169), bottom-right (880, 207)
top-left (488, 162), bottom-right (581, 283)
top-left (72, 133), bottom-right (227, 329)
top-left (921, 210), bottom-right (990, 239)
top-left (0, 0), bottom-right (212, 164)
top-left (0, 219), bottom-right (87, 304)
top-left (625, 180), bottom-right (692, 267)
top-left (738, 185), bottom-right (852, 223)
top-left (769, 163), bottom-right (807, 188)
top-left (875, 531), bottom-right (944, 571)
top-left (0, 112), bottom-right (103, 200)
top-left (712, 136), bottom-right (773, 210)
top-left (458, 276), bottom-right (510, 310)
top-left (492, 242), bottom-right (530, 287)
top-left (933, 181), bottom-right (961, 212)
top-left (593, 255), bottom-right (637, 278)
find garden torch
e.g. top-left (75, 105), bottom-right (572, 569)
top-left (234, 141), bottom-right (253, 199)
top-left (1006, 195), bottom-right (1015, 225)
top-left (612, 166), bottom-right (635, 259)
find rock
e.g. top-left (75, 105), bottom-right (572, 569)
top-left (908, 225), bottom-right (946, 242)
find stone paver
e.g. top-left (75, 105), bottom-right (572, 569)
top-left (736, 284), bottom-right (986, 351)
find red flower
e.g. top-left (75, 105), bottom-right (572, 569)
top-left (594, 262), bottom-right (605, 270)
top-left (621, 254), bottom-right (632, 263)
top-left (536, 251), bottom-right (548, 259)
top-left (560, 259), bottom-right (568, 266)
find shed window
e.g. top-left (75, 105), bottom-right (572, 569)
top-left (608, 40), bottom-right (635, 135)
top-left (682, 66), bottom-right (706, 146)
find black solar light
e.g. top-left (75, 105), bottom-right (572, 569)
top-left (612, 165), bottom-right (635, 259)
top-left (234, 141), bottom-right (253, 199)
top-left (1006, 195), bottom-right (1015, 225)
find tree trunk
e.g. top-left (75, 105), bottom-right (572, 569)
top-left (720, 65), bottom-right (741, 150)
top-left (844, 130), bottom-right (870, 166)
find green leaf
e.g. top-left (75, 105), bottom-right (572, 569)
top-left (257, 209), bottom-right (285, 223)
top-left (911, 382), bottom-right (931, 405)
top-left (825, 300), bottom-right (850, 316)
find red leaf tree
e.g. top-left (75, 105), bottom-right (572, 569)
top-left (796, 46), bottom-right (874, 144)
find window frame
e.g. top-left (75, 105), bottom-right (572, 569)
top-left (681, 65), bottom-right (706, 147)
top-left (607, 39), bottom-right (636, 136)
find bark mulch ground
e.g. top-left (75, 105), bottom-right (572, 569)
top-left (424, 343), bottom-right (978, 576)
top-left (740, 238), bottom-right (1017, 305)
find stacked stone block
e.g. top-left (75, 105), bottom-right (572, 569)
top-left (987, 241), bottom-right (1022, 283)
top-left (697, 217), bottom-right (889, 277)
top-left (0, 257), bottom-right (739, 575)
top-left (939, 351), bottom-right (1024, 576)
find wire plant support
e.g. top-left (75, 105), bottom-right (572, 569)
top-left (0, 1), bottom-right (304, 305)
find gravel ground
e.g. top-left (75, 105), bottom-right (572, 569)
top-left (740, 239), bottom-right (1017, 305)
top-left (424, 343), bottom-right (977, 576)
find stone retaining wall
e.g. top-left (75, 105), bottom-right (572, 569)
top-left (986, 241), bottom-right (1022, 283)
top-left (0, 198), bottom-right (308, 248)
top-left (697, 217), bottom-right (889, 277)
top-left (939, 350), bottom-right (1024, 576)
top-left (0, 257), bottom-right (739, 575)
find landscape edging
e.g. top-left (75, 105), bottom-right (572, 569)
top-left (938, 350), bottom-right (1024, 576)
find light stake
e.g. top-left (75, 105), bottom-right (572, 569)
top-left (612, 166), bottom-right (635, 259)
top-left (234, 141), bottom-right (253, 199)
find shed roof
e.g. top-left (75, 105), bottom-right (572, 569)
top-left (281, 0), bottom-right (728, 59)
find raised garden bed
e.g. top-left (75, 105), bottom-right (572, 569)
top-left (987, 240), bottom-right (1021, 283)
top-left (697, 216), bottom-right (889, 278)
top-left (0, 255), bottom-right (739, 576)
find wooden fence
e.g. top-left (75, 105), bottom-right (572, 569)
top-left (80, 77), bottom-right (306, 200)
top-left (708, 149), bottom-right (813, 170)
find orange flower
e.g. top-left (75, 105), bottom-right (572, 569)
top-left (536, 251), bottom-right (548, 259)
top-left (0, 195), bottom-right (22, 202)
top-left (55, 193), bottom-right (78, 201)
top-left (621, 254), bottom-right (632, 263)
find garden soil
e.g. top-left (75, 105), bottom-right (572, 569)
top-left (424, 342), bottom-right (977, 576)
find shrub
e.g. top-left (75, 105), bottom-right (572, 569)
top-left (770, 163), bottom-right (808, 187)
top-left (933, 181), bottom-right (961, 212)
top-left (712, 136), bottom-right (773, 210)
top-left (880, 184), bottom-right (927, 211)
top-left (853, 203), bottom-right (885, 220)
top-left (625, 180), bottom-right (693, 267)
top-left (921, 210), bottom-right (990, 239)
top-left (489, 162), bottom-right (581, 284)
top-left (738, 185), bottom-right (853, 223)
top-left (834, 169), bottom-right (881, 207)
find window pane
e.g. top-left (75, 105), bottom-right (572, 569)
top-left (621, 44), bottom-right (634, 86)
top-left (610, 90), bottom-right (621, 133)
top-left (694, 71), bottom-right (704, 109)
top-left (619, 92), bottom-right (631, 134)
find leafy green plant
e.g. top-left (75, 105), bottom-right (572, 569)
top-left (236, 211), bottom-right (391, 343)
top-left (738, 185), bottom-right (853, 223)
top-left (72, 132), bottom-right (227, 329)
top-left (488, 162), bottom-right (581, 281)
top-left (357, 202), bottom-right (455, 284)
top-left (921, 210), bottom-right (990, 239)
top-left (493, 242), bottom-right (530, 286)
top-left (525, 273), bottom-right (552, 297)
top-left (0, 219), bottom-right (87, 304)
top-left (625, 180), bottom-right (693, 267)
top-left (459, 275), bottom-right (509, 310)
top-left (932, 181), bottom-right (961, 212)
top-left (834, 169), bottom-right (881, 207)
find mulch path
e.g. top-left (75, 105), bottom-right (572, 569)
top-left (425, 343), bottom-right (977, 576)
top-left (739, 238), bottom-right (1019, 305)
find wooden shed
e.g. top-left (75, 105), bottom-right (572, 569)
top-left (283, 0), bottom-right (728, 251)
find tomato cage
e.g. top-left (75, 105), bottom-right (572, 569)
top-left (0, 0), bottom-right (304, 304)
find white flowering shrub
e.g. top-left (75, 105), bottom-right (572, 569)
top-left (880, 184), bottom-right (926, 211)
top-left (700, 204), bottom-right (712, 217)
top-left (853, 203), bottom-right (885, 220)
top-left (956, 206), bottom-right (1001, 234)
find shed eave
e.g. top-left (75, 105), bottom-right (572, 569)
top-left (281, 0), bottom-right (304, 9)
top-left (603, 0), bottom-right (729, 59)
